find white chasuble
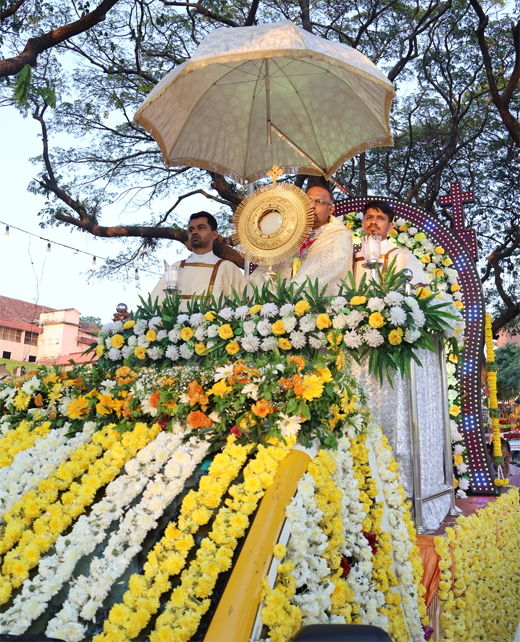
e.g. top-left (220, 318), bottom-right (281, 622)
top-left (150, 251), bottom-right (247, 311)
top-left (248, 215), bottom-right (353, 297)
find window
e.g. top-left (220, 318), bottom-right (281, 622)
top-left (0, 326), bottom-right (22, 343)
top-left (55, 339), bottom-right (60, 345)
top-left (24, 332), bottom-right (39, 347)
top-left (2, 351), bottom-right (11, 359)
top-left (28, 356), bottom-right (36, 363)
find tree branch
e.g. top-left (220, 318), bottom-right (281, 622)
top-left (0, 0), bottom-right (122, 77)
top-left (0, 0), bottom-right (29, 21)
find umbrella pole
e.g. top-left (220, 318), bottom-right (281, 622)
top-left (265, 60), bottom-right (271, 146)
top-left (270, 123), bottom-right (351, 195)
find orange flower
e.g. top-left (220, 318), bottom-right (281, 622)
top-left (34, 394), bottom-right (44, 408)
top-left (96, 394), bottom-right (114, 416)
top-left (251, 399), bottom-right (274, 418)
top-left (187, 410), bottom-right (212, 429)
top-left (67, 396), bottom-right (89, 420)
top-left (279, 378), bottom-right (293, 390)
top-left (288, 355), bottom-right (305, 371)
top-left (150, 390), bottom-right (161, 409)
top-left (187, 380), bottom-right (208, 410)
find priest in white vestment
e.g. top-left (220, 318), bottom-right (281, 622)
top-left (352, 200), bottom-right (450, 531)
top-left (150, 212), bottom-right (247, 310)
top-left (248, 185), bottom-right (353, 296)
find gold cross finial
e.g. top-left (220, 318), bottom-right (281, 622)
top-left (267, 165), bottom-right (283, 185)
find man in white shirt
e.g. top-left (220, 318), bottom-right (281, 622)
top-left (491, 440), bottom-right (520, 489)
top-left (114, 212), bottom-right (247, 320)
top-left (353, 200), bottom-right (427, 288)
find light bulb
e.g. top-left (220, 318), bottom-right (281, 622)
top-left (46, 242), bottom-right (52, 256)
top-left (91, 256), bottom-right (97, 269)
top-left (135, 267), bottom-right (140, 281)
top-left (4, 226), bottom-right (9, 240)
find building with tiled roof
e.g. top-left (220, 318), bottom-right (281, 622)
top-left (0, 296), bottom-right (55, 364)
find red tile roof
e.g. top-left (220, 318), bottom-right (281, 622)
top-left (0, 296), bottom-right (55, 333)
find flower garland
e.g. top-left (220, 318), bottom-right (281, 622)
top-left (434, 489), bottom-right (520, 641)
top-left (92, 434), bottom-right (253, 642)
top-left (0, 431), bottom-right (193, 636)
top-left (485, 313), bottom-right (503, 474)
top-left (0, 423), bottom-right (120, 556)
top-left (149, 437), bottom-right (295, 642)
top-left (45, 436), bottom-right (209, 641)
top-left (0, 422), bottom-right (160, 605)
top-left (0, 420), bottom-right (51, 468)
top-left (0, 421), bottom-right (96, 521)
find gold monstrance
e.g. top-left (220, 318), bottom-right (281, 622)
top-left (232, 166), bottom-right (314, 267)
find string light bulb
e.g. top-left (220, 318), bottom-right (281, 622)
top-left (135, 267), bottom-right (140, 281)
top-left (46, 242), bottom-right (52, 256)
top-left (4, 226), bottom-right (9, 240)
top-left (91, 256), bottom-right (97, 269)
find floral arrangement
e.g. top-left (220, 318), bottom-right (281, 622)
top-left (434, 489), bottom-right (520, 641)
top-left (343, 211), bottom-right (469, 493)
top-left (92, 271), bottom-right (464, 387)
top-left (484, 313), bottom-right (504, 480)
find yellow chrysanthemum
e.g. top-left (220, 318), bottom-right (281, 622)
top-left (195, 342), bottom-right (207, 355)
top-left (278, 338), bottom-right (292, 350)
top-left (350, 296), bottom-right (367, 306)
top-left (368, 312), bottom-right (385, 328)
top-left (111, 334), bottom-right (125, 349)
top-left (180, 327), bottom-right (194, 341)
top-left (123, 319), bottom-right (135, 329)
top-left (134, 346), bottom-right (147, 359)
top-left (388, 329), bottom-right (403, 345)
top-left (294, 300), bottom-right (310, 316)
top-left (96, 345), bottom-right (104, 357)
top-left (67, 396), bottom-right (89, 420)
top-left (435, 246), bottom-right (445, 254)
top-left (451, 284), bottom-right (461, 292)
top-left (203, 310), bottom-right (216, 322)
top-left (421, 254), bottom-right (431, 264)
top-left (271, 320), bottom-right (285, 335)
top-left (249, 304), bottom-right (262, 316)
top-left (226, 341), bottom-right (240, 355)
top-left (218, 324), bottom-right (234, 340)
top-left (146, 329), bottom-right (157, 342)
top-left (450, 404), bottom-right (460, 417)
top-left (316, 313), bottom-right (332, 330)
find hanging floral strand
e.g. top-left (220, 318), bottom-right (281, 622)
top-left (484, 313), bottom-right (506, 485)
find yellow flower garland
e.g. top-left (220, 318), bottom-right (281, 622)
top-left (0, 425), bottom-right (115, 554)
top-left (261, 546), bottom-right (302, 642)
top-left (434, 489), bottom-right (520, 641)
top-left (0, 423), bottom-right (160, 605)
top-left (0, 420), bottom-right (51, 469)
top-left (485, 313), bottom-right (502, 467)
top-left (93, 435), bottom-right (253, 642)
top-left (150, 438), bottom-right (295, 642)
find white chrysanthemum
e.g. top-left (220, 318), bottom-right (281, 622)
top-left (260, 303), bottom-right (279, 318)
top-left (421, 240), bottom-right (435, 252)
top-left (364, 328), bottom-right (384, 347)
top-left (189, 313), bottom-right (204, 327)
top-left (395, 217), bottom-right (406, 227)
top-left (290, 331), bottom-right (307, 349)
top-left (219, 307), bottom-right (233, 321)
top-left (457, 462), bottom-right (468, 474)
top-left (180, 344), bottom-right (194, 360)
top-left (445, 268), bottom-right (458, 278)
top-left (108, 348), bottom-right (122, 361)
top-left (280, 303), bottom-right (295, 317)
top-left (148, 346), bottom-right (163, 360)
top-left (453, 291), bottom-right (462, 301)
top-left (453, 444), bottom-right (465, 455)
top-left (257, 319), bottom-right (272, 337)
top-left (234, 305), bottom-right (249, 320)
top-left (309, 331), bottom-right (326, 349)
top-left (411, 309), bottom-right (426, 328)
top-left (299, 315), bottom-right (316, 332)
top-left (133, 319), bottom-right (147, 335)
top-left (282, 316), bottom-right (297, 333)
top-left (332, 313), bottom-right (348, 330)
top-left (206, 324), bottom-right (220, 338)
top-left (384, 291), bottom-right (404, 306)
top-left (261, 336), bottom-right (278, 351)
top-left (156, 329), bottom-right (168, 341)
top-left (239, 320), bottom-right (254, 335)
top-left (456, 489), bottom-right (467, 499)
top-left (405, 238), bottom-right (416, 249)
top-left (367, 297), bottom-right (385, 312)
top-left (343, 330), bottom-right (363, 349)
top-left (345, 310), bottom-right (365, 328)
top-left (459, 478), bottom-right (470, 490)
top-left (149, 316), bottom-right (162, 329)
top-left (389, 306), bottom-right (407, 326)
top-left (194, 326), bottom-right (207, 341)
top-left (330, 296), bottom-right (348, 312)
top-left (137, 335), bottom-right (150, 348)
top-left (426, 262), bottom-right (436, 273)
top-left (105, 336), bottom-right (112, 349)
top-left (177, 314), bottom-right (189, 324)
top-left (122, 346), bottom-right (133, 359)
top-left (397, 232), bottom-right (409, 244)
top-left (432, 253), bottom-right (443, 264)
top-left (408, 226), bottom-right (418, 235)
top-left (168, 328), bottom-right (181, 342)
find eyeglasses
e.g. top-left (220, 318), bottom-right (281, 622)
top-left (309, 198), bottom-right (332, 206)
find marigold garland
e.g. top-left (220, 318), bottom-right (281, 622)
top-left (0, 422), bottom-right (160, 606)
top-left (485, 313), bottom-right (502, 468)
top-left (0, 420), bottom-right (51, 469)
top-left (93, 435), bottom-right (253, 642)
top-left (434, 489), bottom-right (520, 641)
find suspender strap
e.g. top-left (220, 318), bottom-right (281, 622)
top-left (382, 248), bottom-right (399, 275)
top-left (177, 259), bottom-right (224, 299)
top-left (208, 260), bottom-right (224, 294)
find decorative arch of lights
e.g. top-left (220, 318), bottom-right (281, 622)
top-left (335, 189), bottom-right (495, 495)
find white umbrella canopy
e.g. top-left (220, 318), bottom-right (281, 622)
top-left (134, 20), bottom-right (395, 183)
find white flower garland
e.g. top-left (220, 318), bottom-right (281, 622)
top-left (369, 426), bottom-right (424, 642)
top-left (45, 437), bottom-right (209, 641)
top-left (0, 422), bottom-right (96, 521)
top-left (0, 431), bottom-right (194, 635)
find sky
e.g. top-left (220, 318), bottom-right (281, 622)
top-left (0, 106), bottom-right (219, 324)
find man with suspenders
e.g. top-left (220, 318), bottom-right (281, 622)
top-left (353, 200), bottom-right (428, 289)
top-left (150, 212), bottom-right (247, 311)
